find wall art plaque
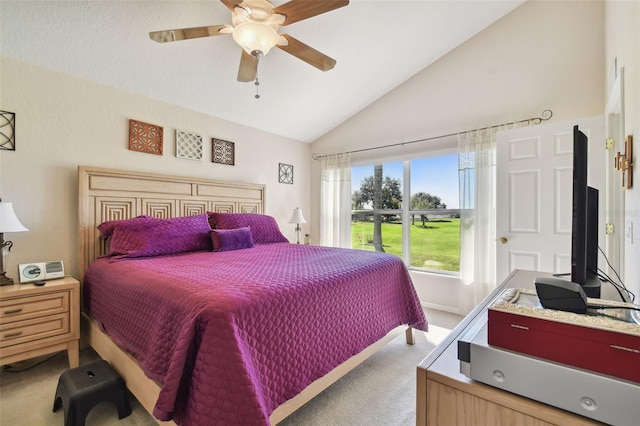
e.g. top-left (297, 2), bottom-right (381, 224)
top-left (212, 138), bottom-right (235, 166)
top-left (129, 119), bottom-right (163, 155)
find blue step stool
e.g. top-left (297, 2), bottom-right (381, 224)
top-left (53, 359), bottom-right (132, 426)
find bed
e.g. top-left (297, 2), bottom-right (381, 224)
top-left (78, 166), bottom-right (427, 425)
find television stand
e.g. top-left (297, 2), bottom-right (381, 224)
top-left (416, 270), bottom-right (601, 425)
top-left (582, 271), bottom-right (601, 298)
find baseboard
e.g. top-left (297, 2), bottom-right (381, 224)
top-left (421, 301), bottom-right (462, 316)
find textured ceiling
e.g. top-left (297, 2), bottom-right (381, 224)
top-left (1, 0), bottom-right (523, 142)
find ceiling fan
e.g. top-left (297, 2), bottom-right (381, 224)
top-left (149, 0), bottom-right (349, 83)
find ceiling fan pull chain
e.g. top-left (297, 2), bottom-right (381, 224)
top-left (254, 74), bottom-right (261, 99)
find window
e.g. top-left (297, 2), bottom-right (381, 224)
top-left (351, 154), bottom-right (460, 273)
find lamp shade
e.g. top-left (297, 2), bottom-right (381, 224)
top-left (288, 207), bottom-right (307, 224)
top-left (232, 21), bottom-right (278, 56)
top-left (0, 202), bottom-right (28, 233)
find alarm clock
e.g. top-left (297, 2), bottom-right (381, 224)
top-left (18, 260), bottom-right (65, 283)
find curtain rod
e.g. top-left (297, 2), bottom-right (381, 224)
top-left (312, 109), bottom-right (553, 160)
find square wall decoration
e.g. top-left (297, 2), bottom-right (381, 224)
top-left (0, 110), bottom-right (16, 151)
top-left (176, 129), bottom-right (203, 160)
top-left (212, 138), bottom-right (235, 166)
top-left (129, 119), bottom-right (163, 155)
top-left (279, 163), bottom-right (293, 184)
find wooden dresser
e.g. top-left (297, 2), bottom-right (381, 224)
top-left (416, 270), bottom-right (601, 425)
top-left (0, 277), bottom-right (80, 368)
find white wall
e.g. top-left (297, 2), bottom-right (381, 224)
top-left (605, 0), bottom-right (640, 298)
top-left (310, 0), bottom-right (606, 314)
top-left (0, 58), bottom-right (311, 279)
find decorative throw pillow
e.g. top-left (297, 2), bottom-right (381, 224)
top-left (207, 213), bottom-right (289, 244)
top-left (101, 214), bottom-right (213, 258)
top-left (210, 227), bottom-right (255, 252)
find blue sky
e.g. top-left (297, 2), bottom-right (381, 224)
top-left (352, 154), bottom-right (460, 209)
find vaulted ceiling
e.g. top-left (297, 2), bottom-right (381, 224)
top-left (1, 0), bottom-right (524, 142)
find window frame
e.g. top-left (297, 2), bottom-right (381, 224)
top-left (350, 145), bottom-right (460, 275)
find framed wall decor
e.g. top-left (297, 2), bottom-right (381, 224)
top-left (212, 138), bottom-right (235, 166)
top-left (0, 110), bottom-right (16, 151)
top-left (279, 163), bottom-right (293, 184)
top-left (176, 129), bottom-right (203, 160)
top-left (129, 119), bottom-right (163, 155)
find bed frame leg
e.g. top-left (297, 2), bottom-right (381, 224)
top-left (405, 327), bottom-right (415, 345)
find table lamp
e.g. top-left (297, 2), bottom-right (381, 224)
top-left (288, 207), bottom-right (307, 244)
top-left (0, 199), bottom-right (28, 285)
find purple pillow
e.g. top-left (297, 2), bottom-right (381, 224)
top-left (210, 227), bottom-right (255, 252)
top-left (208, 213), bottom-right (289, 244)
top-left (102, 214), bottom-right (213, 258)
top-left (98, 215), bottom-right (151, 239)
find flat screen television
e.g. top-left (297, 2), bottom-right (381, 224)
top-left (571, 125), bottom-right (601, 298)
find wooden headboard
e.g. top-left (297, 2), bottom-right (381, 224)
top-left (77, 166), bottom-right (265, 279)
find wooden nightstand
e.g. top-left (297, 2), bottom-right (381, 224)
top-left (0, 277), bottom-right (80, 368)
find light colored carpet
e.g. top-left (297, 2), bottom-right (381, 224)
top-left (279, 328), bottom-right (445, 426)
top-left (0, 348), bottom-right (156, 426)
top-left (0, 324), bottom-right (451, 425)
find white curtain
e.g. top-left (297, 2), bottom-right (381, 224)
top-left (458, 129), bottom-right (498, 306)
top-left (320, 153), bottom-right (351, 247)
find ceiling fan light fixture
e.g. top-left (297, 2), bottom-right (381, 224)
top-left (232, 21), bottom-right (278, 57)
top-left (150, 0), bottom-right (350, 83)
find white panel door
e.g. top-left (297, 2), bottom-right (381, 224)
top-left (496, 116), bottom-right (605, 284)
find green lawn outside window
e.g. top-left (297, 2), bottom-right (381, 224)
top-left (350, 218), bottom-right (460, 272)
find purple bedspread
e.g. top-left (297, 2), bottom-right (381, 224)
top-left (83, 243), bottom-right (427, 425)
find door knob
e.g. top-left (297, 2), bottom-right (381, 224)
top-left (499, 237), bottom-right (508, 244)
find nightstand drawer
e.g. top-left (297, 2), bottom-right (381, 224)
top-left (0, 313), bottom-right (70, 348)
top-left (0, 277), bottom-right (80, 368)
top-left (0, 291), bottom-right (70, 324)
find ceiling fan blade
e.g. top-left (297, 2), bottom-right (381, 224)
top-left (277, 34), bottom-right (336, 71)
top-left (238, 50), bottom-right (258, 82)
top-left (149, 25), bottom-right (231, 43)
top-left (274, 0), bottom-right (349, 26)
top-left (220, 0), bottom-right (243, 13)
